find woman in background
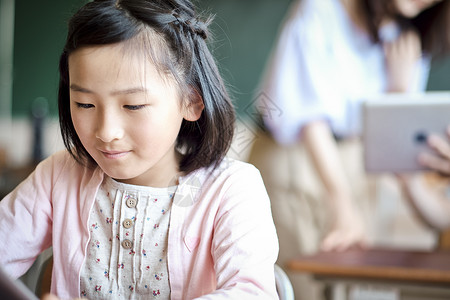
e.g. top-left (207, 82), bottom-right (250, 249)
top-left (248, 0), bottom-right (450, 298)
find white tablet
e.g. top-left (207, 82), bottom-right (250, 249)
top-left (0, 266), bottom-right (38, 300)
top-left (363, 92), bottom-right (450, 173)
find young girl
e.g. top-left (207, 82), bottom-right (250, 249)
top-left (0, 0), bottom-right (279, 299)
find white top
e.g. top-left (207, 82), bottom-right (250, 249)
top-left (259, 0), bottom-right (430, 144)
top-left (80, 176), bottom-right (176, 299)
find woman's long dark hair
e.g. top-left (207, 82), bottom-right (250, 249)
top-left (362, 0), bottom-right (450, 59)
top-left (59, 0), bottom-right (235, 174)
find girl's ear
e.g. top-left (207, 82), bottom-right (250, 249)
top-left (183, 88), bottom-right (204, 121)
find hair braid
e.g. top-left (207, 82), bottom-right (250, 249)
top-left (170, 11), bottom-right (208, 40)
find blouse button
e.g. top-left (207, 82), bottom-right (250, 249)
top-left (123, 219), bottom-right (133, 229)
top-left (122, 239), bottom-right (133, 249)
top-left (126, 197), bottom-right (137, 208)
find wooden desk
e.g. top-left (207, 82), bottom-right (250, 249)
top-left (289, 248), bottom-right (450, 300)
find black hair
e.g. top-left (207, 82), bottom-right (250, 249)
top-left (362, 0), bottom-right (450, 59)
top-left (59, 0), bottom-right (235, 174)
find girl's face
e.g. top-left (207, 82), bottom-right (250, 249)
top-left (393, 0), bottom-right (443, 18)
top-left (68, 43), bottom-right (200, 187)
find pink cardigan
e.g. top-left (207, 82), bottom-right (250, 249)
top-left (0, 151), bottom-right (279, 299)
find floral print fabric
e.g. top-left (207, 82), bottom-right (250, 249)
top-left (80, 176), bottom-right (175, 299)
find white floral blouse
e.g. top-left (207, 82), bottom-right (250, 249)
top-left (80, 176), bottom-right (176, 299)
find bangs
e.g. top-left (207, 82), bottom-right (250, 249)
top-left (117, 27), bottom-right (189, 96)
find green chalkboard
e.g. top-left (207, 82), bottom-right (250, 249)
top-left (197, 0), bottom-right (293, 116)
top-left (12, 0), bottom-right (86, 117)
top-left (428, 58), bottom-right (450, 91)
top-left (10, 0), bottom-right (450, 117)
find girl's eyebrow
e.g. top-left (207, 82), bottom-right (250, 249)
top-left (70, 84), bottom-right (148, 95)
top-left (111, 87), bottom-right (148, 95)
top-left (70, 84), bottom-right (92, 94)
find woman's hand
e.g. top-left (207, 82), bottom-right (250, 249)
top-left (418, 127), bottom-right (450, 175)
top-left (384, 29), bottom-right (421, 93)
top-left (320, 193), bottom-right (367, 251)
top-left (302, 121), bottom-right (367, 252)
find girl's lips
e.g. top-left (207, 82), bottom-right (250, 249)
top-left (100, 150), bottom-right (130, 159)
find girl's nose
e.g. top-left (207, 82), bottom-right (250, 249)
top-left (95, 111), bottom-right (124, 142)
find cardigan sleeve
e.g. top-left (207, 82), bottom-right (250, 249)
top-left (0, 152), bottom-right (67, 278)
top-left (197, 164), bottom-right (279, 299)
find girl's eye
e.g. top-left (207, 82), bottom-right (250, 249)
top-left (124, 105), bottom-right (147, 111)
top-left (76, 102), bottom-right (94, 109)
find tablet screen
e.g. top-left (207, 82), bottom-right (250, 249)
top-left (363, 92), bottom-right (450, 173)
